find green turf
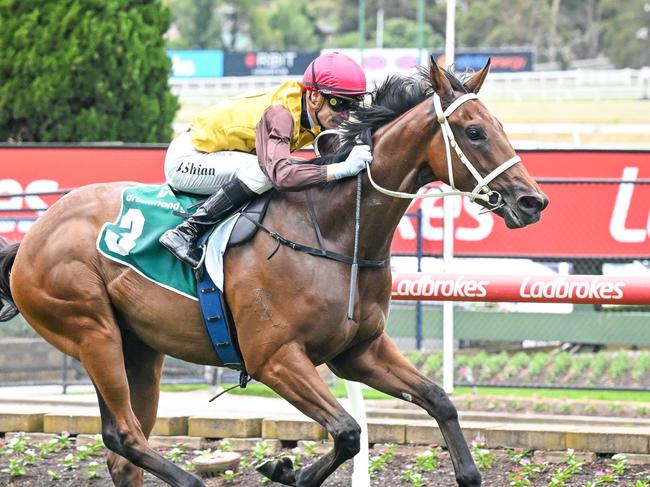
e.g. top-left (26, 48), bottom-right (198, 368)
top-left (453, 386), bottom-right (650, 403)
top-left (199, 381), bottom-right (650, 403)
top-left (224, 382), bottom-right (392, 400)
top-left (488, 100), bottom-right (650, 124)
top-left (160, 383), bottom-right (209, 393)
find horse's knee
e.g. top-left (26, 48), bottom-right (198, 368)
top-left (102, 428), bottom-right (122, 455)
top-left (422, 384), bottom-right (459, 423)
top-left (333, 419), bottom-right (361, 458)
top-left (102, 423), bottom-right (146, 461)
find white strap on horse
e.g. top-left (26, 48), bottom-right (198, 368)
top-left (366, 92), bottom-right (521, 205)
top-left (313, 129), bottom-right (342, 157)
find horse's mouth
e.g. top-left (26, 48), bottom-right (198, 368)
top-left (501, 205), bottom-right (541, 229)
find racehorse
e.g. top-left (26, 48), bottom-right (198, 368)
top-left (0, 59), bottom-right (547, 487)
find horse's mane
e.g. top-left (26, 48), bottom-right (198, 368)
top-left (314, 67), bottom-right (469, 166)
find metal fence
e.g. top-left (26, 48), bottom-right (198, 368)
top-left (386, 179), bottom-right (650, 390)
top-left (1, 178), bottom-right (649, 391)
top-left (169, 68), bottom-right (650, 102)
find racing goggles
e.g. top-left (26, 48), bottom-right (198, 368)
top-left (323, 94), bottom-right (363, 113)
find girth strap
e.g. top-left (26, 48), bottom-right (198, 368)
top-left (306, 191), bottom-right (328, 251)
top-left (239, 212), bottom-right (388, 269)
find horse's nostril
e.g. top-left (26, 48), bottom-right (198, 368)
top-left (517, 194), bottom-right (546, 215)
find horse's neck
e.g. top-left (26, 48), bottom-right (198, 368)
top-left (357, 105), bottom-right (435, 257)
top-left (310, 105), bottom-right (435, 260)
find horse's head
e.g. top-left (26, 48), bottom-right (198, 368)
top-left (426, 57), bottom-right (548, 228)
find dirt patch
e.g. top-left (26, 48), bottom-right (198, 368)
top-left (1, 436), bottom-right (648, 486)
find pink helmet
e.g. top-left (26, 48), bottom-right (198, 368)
top-left (302, 52), bottom-right (367, 96)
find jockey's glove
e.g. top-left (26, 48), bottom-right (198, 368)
top-left (329, 144), bottom-right (373, 180)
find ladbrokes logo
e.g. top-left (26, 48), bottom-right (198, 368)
top-left (393, 275), bottom-right (488, 298)
top-left (519, 277), bottom-right (625, 300)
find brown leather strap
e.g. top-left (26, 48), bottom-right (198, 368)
top-left (239, 212), bottom-right (388, 269)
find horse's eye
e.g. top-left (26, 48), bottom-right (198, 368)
top-left (466, 126), bottom-right (484, 140)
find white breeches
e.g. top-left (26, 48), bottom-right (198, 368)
top-left (164, 131), bottom-right (272, 195)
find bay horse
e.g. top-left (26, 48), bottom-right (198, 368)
top-left (0, 59), bottom-right (547, 487)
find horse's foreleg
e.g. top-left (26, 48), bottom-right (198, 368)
top-left (106, 329), bottom-right (165, 487)
top-left (77, 314), bottom-right (204, 487)
top-left (329, 332), bottom-right (481, 487)
top-left (255, 343), bottom-right (360, 487)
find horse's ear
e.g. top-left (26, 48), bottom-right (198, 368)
top-left (464, 57), bottom-right (491, 94)
top-left (429, 55), bottom-right (452, 97)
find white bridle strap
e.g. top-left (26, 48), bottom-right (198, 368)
top-left (321, 91), bottom-right (522, 203)
top-left (365, 162), bottom-right (487, 200)
top-left (432, 92), bottom-right (521, 202)
top-left (444, 92), bottom-right (479, 117)
top-left (434, 92), bottom-right (483, 192)
top-left (471, 155), bottom-right (521, 195)
top-left (313, 129), bottom-right (342, 157)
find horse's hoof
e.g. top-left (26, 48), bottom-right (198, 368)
top-left (256, 457), bottom-right (296, 485)
top-left (457, 469), bottom-right (482, 487)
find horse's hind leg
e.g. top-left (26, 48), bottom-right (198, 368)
top-left (105, 329), bottom-right (165, 487)
top-left (254, 343), bottom-right (361, 487)
top-left (74, 309), bottom-right (204, 487)
top-left (329, 332), bottom-right (481, 487)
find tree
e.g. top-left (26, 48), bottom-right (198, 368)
top-left (457, 0), bottom-right (552, 56)
top-left (380, 17), bottom-right (443, 48)
top-left (600, 0), bottom-right (650, 68)
top-left (164, 0), bottom-right (223, 49)
top-left (163, 0), bottom-right (648, 68)
top-left (0, 0), bottom-right (178, 142)
top-left (266, 0), bottom-right (319, 50)
top-left (326, 0), bottom-right (445, 50)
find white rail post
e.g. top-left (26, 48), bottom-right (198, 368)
top-left (344, 380), bottom-right (370, 487)
top-left (443, 0), bottom-right (457, 395)
top-left (442, 196), bottom-right (455, 394)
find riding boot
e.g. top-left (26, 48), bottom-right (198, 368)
top-left (160, 179), bottom-right (257, 267)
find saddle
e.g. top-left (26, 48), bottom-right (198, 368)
top-left (227, 191), bottom-right (273, 247)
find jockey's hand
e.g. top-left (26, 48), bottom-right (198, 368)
top-left (328, 145), bottom-right (373, 181)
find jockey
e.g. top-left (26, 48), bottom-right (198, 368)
top-left (160, 51), bottom-right (372, 268)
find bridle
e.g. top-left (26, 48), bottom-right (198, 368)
top-left (313, 90), bottom-right (522, 319)
top-left (351, 92), bottom-right (520, 206)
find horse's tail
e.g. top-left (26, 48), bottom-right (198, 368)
top-left (0, 238), bottom-right (20, 321)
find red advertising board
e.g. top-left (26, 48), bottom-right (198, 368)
top-left (0, 146), bottom-right (165, 241)
top-left (397, 150), bottom-right (650, 259)
top-left (1, 146), bottom-right (649, 259)
top-left (391, 273), bottom-right (650, 304)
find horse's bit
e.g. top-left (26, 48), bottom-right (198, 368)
top-left (365, 92), bottom-right (522, 207)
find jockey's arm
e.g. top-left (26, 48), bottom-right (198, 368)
top-left (256, 105), bottom-right (339, 191)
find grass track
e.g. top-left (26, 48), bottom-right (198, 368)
top-left (488, 100), bottom-right (650, 124)
top-left (175, 98), bottom-right (650, 147)
top-left (160, 382), bottom-right (650, 403)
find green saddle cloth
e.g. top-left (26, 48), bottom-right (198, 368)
top-left (96, 184), bottom-right (201, 299)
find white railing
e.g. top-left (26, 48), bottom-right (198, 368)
top-left (480, 68), bottom-right (650, 101)
top-left (170, 68), bottom-right (650, 102)
top-left (505, 123), bottom-right (650, 146)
